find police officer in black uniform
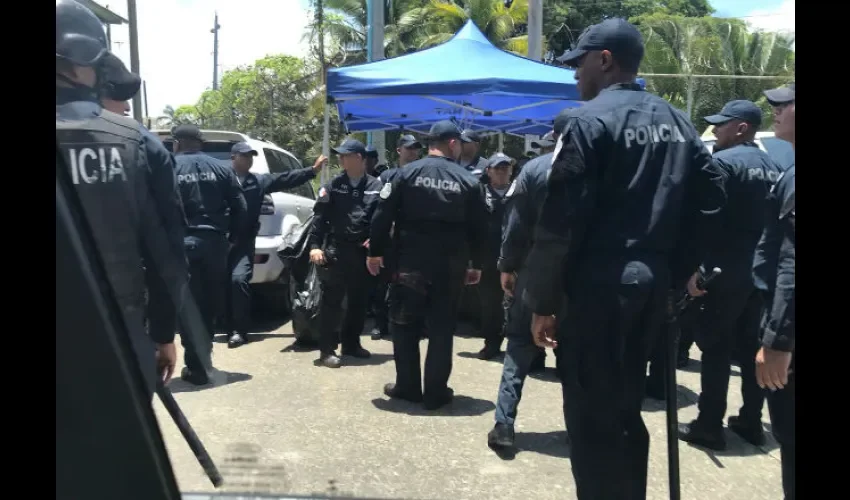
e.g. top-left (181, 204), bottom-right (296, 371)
top-left (367, 120), bottom-right (488, 410)
top-left (56, 0), bottom-right (189, 395)
top-left (308, 138), bottom-right (381, 368)
top-left (677, 100), bottom-right (783, 450)
top-left (225, 142), bottom-right (325, 348)
top-left (365, 145), bottom-right (383, 177)
top-left (458, 129), bottom-right (488, 177)
top-left (525, 19), bottom-right (727, 499)
top-left (753, 82), bottom-right (795, 500)
top-left (476, 152), bottom-right (515, 360)
top-left (370, 134), bottom-right (423, 341)
top-left (96, 51), bottom-right (191, 362)
top-left (172, 124), bottom-right (248, 384)
top-left (488, 110), bottom-right (571, 449)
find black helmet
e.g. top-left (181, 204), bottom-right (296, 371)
top-left (56, 0), bottom-right (109, 66)
top-left (101, 52), bottom-right (141, 100)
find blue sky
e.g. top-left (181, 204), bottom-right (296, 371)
top-left (104, 0), bottom-right (794, 120)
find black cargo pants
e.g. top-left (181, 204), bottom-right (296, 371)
top-left (693, 282), bottom-right (766, 431)
top-left (317, 242), bottom-right (370, 355)
top-left (226, 243), bottom-right (255, 335)
top-left (388, 257), bottom-right (466, 401)
top-left (181, 230), bottom-right (229, 374)
top-left (556, 258), bottom-right (668, 500)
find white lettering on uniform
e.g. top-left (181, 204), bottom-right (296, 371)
top-left (176, 171), bottom-right (217, 184)
top-left (67, 147), bottom-right (127, 184)
top-left (747, 168), bottom-right (780, 183)
top-left (413, 176), bottom-right (462, 193)
top-left (623, 124), bottom-right (686, 149)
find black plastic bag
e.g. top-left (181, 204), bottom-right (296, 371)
top-left (277, 216), bottom-right (322, 343)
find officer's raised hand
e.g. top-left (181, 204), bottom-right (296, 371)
top-left (530, 314), bottom-right (558, 349)
top-left (313, 155), bottom-right (328, 173)
top-left (310, 248), bottom-right (326, 265)
top-left (366, 256), bottom-right (383, 276)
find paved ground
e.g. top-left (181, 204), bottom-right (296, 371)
top-left (155, 317), bottom-right (782, 500)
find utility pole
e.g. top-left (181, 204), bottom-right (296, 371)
top-left (211, 12), bottom-right (221, 90)
top-left (527, 0), bottom-right (543, 61)
top-left (367, 0), bottom-right (386, 164)
top-left (127, 0), bottom-right (142, 123)
top-left (526, 0), bottom-right (544, 155)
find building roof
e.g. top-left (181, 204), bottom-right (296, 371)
top-left (78, 0), bottom-right (128, 25)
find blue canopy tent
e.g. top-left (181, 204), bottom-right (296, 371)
top-left (325, 20), bottom-right (583, 140)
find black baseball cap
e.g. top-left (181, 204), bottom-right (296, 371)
top-left (101, 52), bottom-right (141, 101)
top-left (764, 82), bottom-right (795, 106)
top-left (704, 99), bottom-right (763, 126)
top-left (172, 124), bottom-right (203, 141)
top-left (397, 134), bottom-right (422, 148)
top-left (531, 131), bottom-right (557, 149)
top-left (231, 142), bottom-right (258, 156)
top-left (487, 152), bottom-right (514, 168)
top-left (556, 18), bottom-right (644, 71)
top-left (428, 120), bottom-right (472, 142)
top-left (331, 138), bottom-right (367, 155)
top-left (365, 145), bottom-right (379, 158)
top-left (461, 129), bottom-right (482, 143)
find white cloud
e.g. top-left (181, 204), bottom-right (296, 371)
top-left (105, 0), bottom-right (312, 118)
top-left (745, 0), bottom-right (795, 35)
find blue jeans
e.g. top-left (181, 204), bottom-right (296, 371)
top-left (495, 333), bottom-right (545, 426)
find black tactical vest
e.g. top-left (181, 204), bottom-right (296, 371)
top-left (56, 103), bottom-right (148, 313)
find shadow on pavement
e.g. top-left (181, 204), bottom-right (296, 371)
top-left (168, 370), bottom-right (253, 394)
top-left (456, 350), bottom-right (504, 363)
top-left (491, 430), bottom-right (571, 461)
top-left (342, 353), bottom-right (394, 366)
top-left (641, 384), bottom-right (699, 412)
top-left (370, 394), bottom-right (495, 417)
top-left (528, 367), bottom-right (561, 383)
top-left (280, 340), bottom-right (320, 353)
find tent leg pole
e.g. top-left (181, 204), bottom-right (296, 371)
top-left (498, 133), bottom-right (504, 153)
top-left (322, 103), bottom-right (331, 184)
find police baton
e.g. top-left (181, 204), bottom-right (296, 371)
top-left (665, 266), bottom-right (721, 500)
top-left (156, 382), bottom-right (224, 488)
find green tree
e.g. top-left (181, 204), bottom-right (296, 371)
top-left (410, 0), bottom-right (530, 54)
top-left (544, 0), bottom-right (714, 58)
top-left (304, 0), bottom-right (430, 66)
top-left (169, 55), bottom-right (344, 161)
top-left (635, 14), bottom-right (794, 127)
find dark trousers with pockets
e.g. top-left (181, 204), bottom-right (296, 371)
top-left (559, 258), bottom-right (668, 500)
top-left (495, 271), bottom-right (552, 427)
top-left (227, 244), bottom-right (255, 334)
top-left (318, 243), bottom-right (369, 354)
top-left (389, 256), bottom-right (466, 400)
top-left (479, 260), bottom-right (505, 347)
top-left (181, 231), bottom-right (229, 374)
top-left (694, 283), bottom-right (765, 430)
top-left (767, 360), bottom-right (795, 500)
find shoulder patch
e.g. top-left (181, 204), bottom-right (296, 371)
top-left (379, 182), bottom-right (392, 200)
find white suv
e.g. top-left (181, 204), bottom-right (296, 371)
top-left (153, 129), bottom-right (315, 311)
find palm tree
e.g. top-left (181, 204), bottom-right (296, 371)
top-left (635, 14), bottom-right (794, 125)
top-left (155, 105), bottom-right (176, 129)
top-left (304, 0), bottom-right (430, 66)
top-left (411, 0), bottom-right (530, 54)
